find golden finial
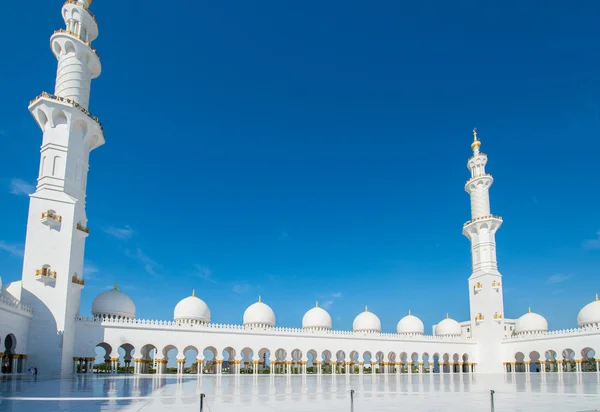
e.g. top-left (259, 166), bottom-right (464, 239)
top-left (408, 309), bottom-right (411, 316)
top-left (446, 313), bottom-right (449, 319)
top-left (528, 306), bottom-right (532, 313)
top-left (192, 289), bottom-right (195, 297)
top-left (365, 305), bottom-right (368, 312)
top-left (316, 301), bottom-right (319, 308)
top-left (258, 295), bottom-right (262, 303)
top-left (113, 283), bottom-right (118, 290)
top-left (471, 128), bottom-right (481, 150)
top-left (596, 294), bottom-right (598, 301)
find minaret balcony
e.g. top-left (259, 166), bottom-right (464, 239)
top-left (52, 29), bottom-right (99, 59)
top-left (76, 223), bottom-right (90, 236)
top-left (492, 280), bottom-right (501, 291)
top-left (493, 312), bottom-right (503, 323)
top-left (63, 0), bottom-right (97, 23)
top-left (475, 314), bottom-right (485, 325)
top-left (41, 211), bottom-right (62, 228)
top-left (71, 275), bottom-right (85, 286)
top-left (29, 92), bottom-right (103, 132)
top-left (35, 268), bottom-right (57, 285)
top-left (463, 214), bottom-right (503, 228)
top-left (473, 282), bottom-right (483, 294)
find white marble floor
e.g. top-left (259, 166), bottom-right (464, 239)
top-left (1, 373), bottom-right (600, 411)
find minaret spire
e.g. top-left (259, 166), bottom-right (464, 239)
top-left (21, 0), bottom-right (105, 375)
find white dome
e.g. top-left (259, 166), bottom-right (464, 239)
top-left (396, 311), bottom-right (424, 335)
top-left (174, 290), bottom-right (210, 324)
top-left (353, 307), bottom-right (381, 333)
top-left (578, 295), bottom-right (600, 327)
top-left (92, 284), bottom-right (135, 319)
top-left (514, 308), bottom-right (548, 335)
top-left (435, 315), bottom-right (462, 336)
top-left (243, 297), bottom-right (275, 328)
top-left (302, 302), bottom-right (332, 330)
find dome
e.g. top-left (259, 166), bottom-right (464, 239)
top-left (578, 295), bottom-right (600, 327)
top-left (302, 302), bottom-right (332, 330)
top-left (514, 308), bottom-right (548, 335)
top-left (243, 297), bottom-right (275, 328)
top-left (174, 290), bottom-right (210, 324)
top-left (352, 307), bottom-right (381, 333)
top-left (435, 314), bottom-right (462, 336)
top-left (396, 310), bottom-right (424, 335)
top-left (92, 284), bottom-right (135, 319)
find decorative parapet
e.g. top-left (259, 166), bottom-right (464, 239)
top-left (463, 214), bottom-right (503, 227)
top-left (0, 294), bottom-right (33, 315)
top-left (72, 275), bottom-right (85, 286)
top-left (503, 325), bottom-right (600, 341)
top-left (29, 92), bottom-right (103, 131)
top-left (75, 316), bottom-right (474, 343)
top-left (52, 29), bottom-right (99, 58)
top-left (76, 223), bottom-right (90, 234)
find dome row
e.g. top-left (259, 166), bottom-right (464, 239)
top-left (91, 287), bottom-right (600, 335)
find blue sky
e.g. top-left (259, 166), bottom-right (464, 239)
top-left (1, 0), bottom-right (600, 333)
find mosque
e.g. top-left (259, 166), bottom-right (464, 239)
top-left (2, 0), bottom-right (600, 377)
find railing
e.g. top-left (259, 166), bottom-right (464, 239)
top-left (75, 316), bottom-right (473, 342)
top-left (63, 0), bottom-right (97, 23)
top-left (0, 294), bottom-right (32, 314)
top-left (72, 275), bottom-right (85, 286)
top-left (468, 152), bottom-right (487, 161)
top-left (463, 214), bottom-right (503, 227)
top-left (53, 29), bottom-right (99, 58)
top-left (29, 92), bottom-right (103, 131)
top-left (503, 325), bottom-right (600, 341)
top-left (41, 210), bottom-right (62, 222)
top-left (465, 173), bottom-right (493, 185)
top-left (77, 223), bottom-right (90, 234)
top-left (35, 267), bottom-right (57, 279)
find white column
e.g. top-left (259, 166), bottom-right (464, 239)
top-left (419, 362), bottom-right (423, 374)
top-left (197, 360), bottom-right (203, 375)
top-left (72, 358), bottom-right (78, 374)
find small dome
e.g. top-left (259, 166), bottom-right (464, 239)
top-left (243, 297), bottom-right (275, 328)
top-left (396, 310), bottom-right (424, 335)
top-left (578, 295), bottom-right (600, 327)
top-left (92, 284), bottom-right (135, 319)
top-left (174, 290), bottom-right (210, 324)
top-left (435, 314), bottom-right (461, 336)
top-left (302, 302), bottom-right (332, 330)
top-left (514, 308), bottom-right (548, 335)
top-left (353, 306), bottom-right (381, 333)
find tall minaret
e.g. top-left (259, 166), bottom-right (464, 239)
top-left (22, 0), bottom-right (103, 375)
top-left (462, 129), bottom-right (505, 373)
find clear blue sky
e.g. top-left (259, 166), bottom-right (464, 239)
top-left (1, 0), bottom-right (599, 333)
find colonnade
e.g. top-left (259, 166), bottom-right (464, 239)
top-left (504, 360), bottom-right (600, 374)
top-left (0, 353), bottom-right (27, 375)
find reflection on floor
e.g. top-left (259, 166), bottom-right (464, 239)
top-left (1, 373), bottom-right (600, 411)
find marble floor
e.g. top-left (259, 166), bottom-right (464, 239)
top-left (1, 373), bottom-right (599, 411)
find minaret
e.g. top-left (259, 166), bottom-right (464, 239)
top-left (21, 0), bottom-right (103, 375)
top-left (462, 129), bottom-right (505, 373)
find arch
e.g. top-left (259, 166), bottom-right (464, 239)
top-left (362, 351), bottom-right (372, 373)
top-left (202, 346), bottom-right (217, 374)
top-left (422, 352), bottom-right (431, 373)
top-left (65, 41), bottom-right (76, 55)
top-left (336, 350), bottom-right (346, 373)
top-left (307, 349), bottom-right (318, 374)
top-left (53, 41), bottom-right (62, 56)
top-left (257, 347), bottom-right (271, 374)
top-left (433, 352), bottom-right (441, 374)
top-left (182, 345), bottom-right (199, 374)
top-left (581, 347), bottom-right (596, 372)
top-left (291, 349), bottom-right (303, 374)
top-left (544, 350), bottom-right (557, 373)
top-left (240, 347), bottom-right (254, 374)
top-left (388, 352), bottom-right (397, 374)
top-left (94, 342), bottom-right (112, 373)
top-left (514, 352), bottom-right (526, 373)
top-left (321, 350), bottom-right (332, 374)
top-left (561, 348), bottom-right (576, 372)
top-left (442, 353), bottom-right (450, 373)
top-left (275, 348), bottom-right (288, 374)
top-left (462, 353), bottom-right (469, 373)
top-left (222, 347), bottom-right (236, 374)
top-left (529, 351), bottom-right (541, 373)
top-left (349, 350), bottom-right (359, 374)
top-left (37, 109), bottom-right (49, 130)
top-left (52, 109), bottom-right (68, 127)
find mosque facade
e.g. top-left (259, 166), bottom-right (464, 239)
top-left (2, 0), bottom-right (600, 377)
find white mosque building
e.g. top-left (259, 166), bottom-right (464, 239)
top-left (2, 0), bottom-right (600, 377)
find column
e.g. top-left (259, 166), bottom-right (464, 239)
top-left (0, 353), bottom-right (3, 376)
top-left (11, 355), bottom-right (19, 374)
top-left (73, 357), bottom-right (79, 374)
top-left (89, 358), bottom-right (95, 374)
top-left (557, 360), bottom-right (563, 374)
top-left (419, 362), bottom-right (423, 374)
top-left (21, 355), bottom-right (27, 374)
top-left (540, 361), bottom-right (546, 374)
top-left (371, 362), bottom-right (376, 374)
top-left (408, 362), bottom-right (413, 375)
top-left (197, 359), bottom-right (203, 375)
top-left (359, 362), bottom-right (363, 374)
top-left (439, 362), bottom-right (444, 375)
